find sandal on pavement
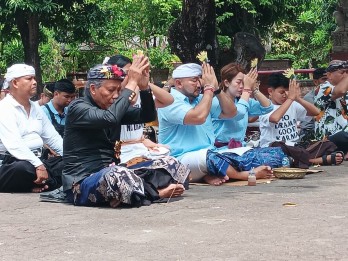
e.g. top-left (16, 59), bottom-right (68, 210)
top-left (321, 151), bottom-right (344, 166)
top-left (40, 186), bottom-right (68, 203)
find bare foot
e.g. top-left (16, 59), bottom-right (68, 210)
top-left (109, 198), bottom-right (121, 208)
top-left (31, 185), bottom-right (49, 193)
top-left (158, 184), bottom-right (185, 198)
top-left (254, 166), bottom-right (273, 179)
top-left (203, 175), bottom-right (229, 186)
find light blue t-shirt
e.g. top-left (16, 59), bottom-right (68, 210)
top-left (41, 100), bottom-right (68, 126)
top-left (157, 88), bottom-right (216, 159)
top-left (211, 97), bottom-right (273, 144)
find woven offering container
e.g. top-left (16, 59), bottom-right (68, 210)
top-left (273, 168), bottom-right (307, 179)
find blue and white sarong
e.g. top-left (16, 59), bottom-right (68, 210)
top-left (206, 147), bottom-right (286, 178)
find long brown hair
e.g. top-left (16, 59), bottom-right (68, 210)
top-left (219, 63), bottom-right (245, 91)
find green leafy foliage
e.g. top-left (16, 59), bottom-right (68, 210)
top-left (147, 47), bottom-right (176, 69)
top-left (39, 28), bottom-right (66, 82)
top-left (0, 38), bottom-right (24, 72)
top-left (0, 0), bottom-right (341, 84)
top-left (215, 0), bottom-right (337, 68)
top-left (266, 0), bottom-right (337, 68)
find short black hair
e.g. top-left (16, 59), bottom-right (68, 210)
top-left (313, 68), bottom-right (326, 80)
top-left (107, 55), bottom-right (132, 68)
top-left (54, 79), bottom-right (76, 93)
top-left (268, 73), bottom-right (289, 89)
top-left (44, 82), bottom-right (55, 93)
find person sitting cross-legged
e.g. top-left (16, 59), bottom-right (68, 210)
top-left (315, 60), bottom-right (348, 161)
top-left (62, 56), bottom-right (189, 208)
top-left (0, 64), bottom-right (63, 193)
top-left (259, 73), bottom-right (343, 167)
top-left (158, 63), bottom-right (278, 185)
top-left (212, 63), bottom-right (273, 148)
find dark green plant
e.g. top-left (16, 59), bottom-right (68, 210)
top-left (147, 47), bottom-right (176, 70)
top-left (0, 38), bottom-right (24, 74)
top-left (39, 28), bottom-right (66, 82)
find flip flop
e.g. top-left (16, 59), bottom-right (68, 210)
top-left (321, 151), bottom-right (344, 166)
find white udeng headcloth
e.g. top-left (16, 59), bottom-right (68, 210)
top-left (3, 64), bottom-right (35, 89)
top-left (172, 63), bottom-right (202, 79)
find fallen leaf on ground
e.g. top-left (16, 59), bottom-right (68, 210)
top-left (282, 202), bottom-right (297, 207)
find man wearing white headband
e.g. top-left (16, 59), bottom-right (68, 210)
top-left (157, 62), bottom-right (237, 186)
top-left (0, 63), bottom-right (63, 193)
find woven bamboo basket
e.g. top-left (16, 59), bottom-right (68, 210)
top-left (273, 168), bottom-right (307, 179)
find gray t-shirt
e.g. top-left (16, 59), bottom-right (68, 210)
top-left (300, 90), bottom-right (315, 130)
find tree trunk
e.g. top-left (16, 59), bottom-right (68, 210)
top-left (168, 0), bottom-right (218, 67)
top-left (15, 11), bottom-right (42, 97)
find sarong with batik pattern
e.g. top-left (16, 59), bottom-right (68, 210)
top-left (129, 156), bottom-right (190, 184)
top-left (73, 156), bottom-right (190, 207)
top-left (206, 147), bottom-right (286, 178)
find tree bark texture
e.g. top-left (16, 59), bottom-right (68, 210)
top-left (168, 0), bottom-right (218, 67)
top-left (15, 11), bottom-right (43, 96)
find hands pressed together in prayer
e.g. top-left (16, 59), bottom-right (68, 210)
top-left (287, 79), bottom-right (301, 101)
top-left (201, 62), bottom-right (219, 92)
top-left (126, 55), bottom-right (150, 91)
top-left (243, 67), bottom-right (258, 94)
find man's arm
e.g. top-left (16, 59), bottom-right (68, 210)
top-left (121, 89), bottom-right (157, 125)
top-left (291, 79), bottom-right (319, 116)
top-left (184, 63), bottom-right (219, 125)
top-left (68, 55), bottom-right (152, 128)
top-left (269, 79), bottom-right (298, 123)
top-left (269, 98), bottom-right (293, 123)
top-left (332, 73), bottom-right (348, 100)
top-left (68, 90), bottom-right (133, 128)
top-left (148, 82), bottom-right (174, 108)
top-left (296, 97), bottom-right (320, 116)
top-left (184, 90), bottom-right (214, 125)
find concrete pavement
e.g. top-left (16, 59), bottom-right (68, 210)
top-left (1, 162), bottom-right (348, 261)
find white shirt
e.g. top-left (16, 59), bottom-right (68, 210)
top-left (259, 101), bottom-right (311, 147)
top-left (120, 96), bottom-right (144, 141)
top-left (0, 95), bottom-right (63, 167)
top-left (120, 96), bottom-right (146, 163)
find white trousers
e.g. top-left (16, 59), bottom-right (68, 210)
top-left (179, 149), bottom-right (208, 182)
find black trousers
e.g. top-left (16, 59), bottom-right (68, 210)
top-left (329, 130), bottom-right (348, 154)
top-left (0, 156), bottom-right (63, 193)
top-left (0, 158), bottom-right (37, 192)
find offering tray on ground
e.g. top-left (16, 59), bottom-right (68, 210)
top-left (273, 167), bottom-right (307, 179)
